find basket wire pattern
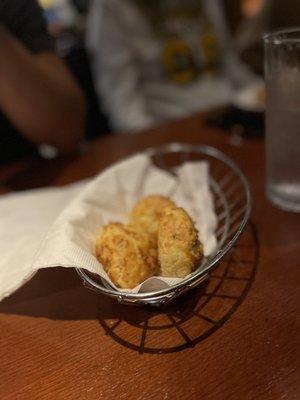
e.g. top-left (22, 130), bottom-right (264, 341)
top-left (77, 143), bottom-right (252, 306)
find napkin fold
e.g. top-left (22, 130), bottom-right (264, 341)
top-left (0, 182), bottom-right (86, 301)
top-left (0, 154), bottom-right (217, 300)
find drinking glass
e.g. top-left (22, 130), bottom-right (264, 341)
top-left (264, 29), bottom-right (300, 212)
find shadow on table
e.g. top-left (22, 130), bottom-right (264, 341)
top-left (0, 224), bottom-right (259, 353)
top-left (97, 223), bottom-right (259, 353)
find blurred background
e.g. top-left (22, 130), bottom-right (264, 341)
top-left (0, 0), bottom-right (299, 164)
top-left (39, 0), bottom-right (110, 139)
top-left (38, 0), bottom-right (299, 136)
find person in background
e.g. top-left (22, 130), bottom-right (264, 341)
top-left (0, 0), bottom-right (86, 163)
top-left (234, 0), bottom-right (300, 74)
top-left (87, 0), bottom-right (258, 133)
top-left (234, 0), bottom-right (272, 74)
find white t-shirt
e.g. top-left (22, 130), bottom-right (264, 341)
top-left (87, 0), bottom-right (257, 132)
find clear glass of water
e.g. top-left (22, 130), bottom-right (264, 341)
top-left (264, 29), bottom-right (300, 212)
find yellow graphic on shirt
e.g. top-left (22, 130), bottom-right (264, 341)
top-left (163, 40), bottom-right (198, 84)
top-left (132, 1), bottom-right (223, 84)
top-left (200, 32), bottom-right (221, 76)
top-left (163, 34), bottom-right (221, 84)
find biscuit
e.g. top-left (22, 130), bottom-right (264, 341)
top-left (130, 195), bottom-right (176, 237)
top-left (158, 207), bottom-right (203, 278)
top-left (96, 223), bottom-right (158, 289)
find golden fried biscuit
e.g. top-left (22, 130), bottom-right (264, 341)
top-left (96, 223), bottom-right (158, 289)
top-left (158, 207), bottom-right (203, 278)
top-left (130, 195), bottom-right (176, 237)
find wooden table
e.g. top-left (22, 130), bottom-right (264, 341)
top-left (0, 114), bottom-right (299, 400)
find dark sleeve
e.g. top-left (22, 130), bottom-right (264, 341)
top-left (0, 0), bottom-right (55, 53)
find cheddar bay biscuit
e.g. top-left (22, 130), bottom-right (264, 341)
top-left (158, 207), bottom-right (203, 278)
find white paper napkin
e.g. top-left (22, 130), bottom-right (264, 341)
top-left (0, 153), bottom-right (217, 300)
top-left (0, 181), bottom-right (86, 301)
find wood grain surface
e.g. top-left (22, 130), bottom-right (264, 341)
top-left (0, 114), bottom-right (299, 400)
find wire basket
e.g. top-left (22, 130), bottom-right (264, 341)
top-left (76, 143), bottom-right (252, 306)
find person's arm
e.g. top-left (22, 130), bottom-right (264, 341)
top-left (87, 0), bottom-right (155, 133)
top-left (0, 25), bottom-right (86, 152)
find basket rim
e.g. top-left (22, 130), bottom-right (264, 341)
top-left (76, 142), bottom-right (252, 301)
